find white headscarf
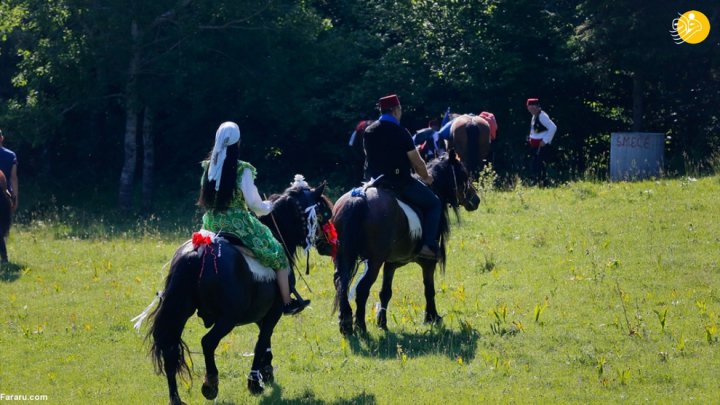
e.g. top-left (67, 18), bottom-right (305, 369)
top-left (207, 121), bottom-right (241, 191)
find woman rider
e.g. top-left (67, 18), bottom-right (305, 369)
top-left (198, 121), bottom-right (309, 315)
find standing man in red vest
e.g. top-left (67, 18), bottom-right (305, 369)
top-left (526, 98), bottom-right (557, 186)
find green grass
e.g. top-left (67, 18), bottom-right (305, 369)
top-left (1, 176), bottom-right (719, 404)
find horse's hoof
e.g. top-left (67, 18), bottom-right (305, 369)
top-left (201, 374), bottom-right (219, 400)
top-left (340, 320), bottom-right (354, 336)
top-left (169, 395), bottom-right (186, 405)
top-left (261, 365), bottom-right (275, 384)
top-left (377, 312), bottom-right (388, 330)
top-left (247, 370), bottom-right (265, 395)
top-left (201, 384), bottom-right (218, 400)
top-left (355, 320), bottom-right (367, 335)
top-left (424, 313), bottom-right (443, 325)
top-left (248, 380), bottom-right (264, 395)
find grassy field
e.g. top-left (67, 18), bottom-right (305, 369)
top-left (1, 176), bottom-right (719, 404)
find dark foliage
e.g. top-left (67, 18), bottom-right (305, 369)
top-left (0, 0), bottom-right (718, 209)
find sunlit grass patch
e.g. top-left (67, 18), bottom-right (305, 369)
top-left (1, 175), bottom-right (719, 403)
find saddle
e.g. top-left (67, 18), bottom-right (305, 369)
top-left (357, 184), bottom-right (422, 242)
top-left (216, 232), bottom-right (255, 258)
top-left (193, 230), bottom-right (277, 283)
top-left (393, 197), bottom-right (422, 241)
top-left (216, 232), bottom-right (277, 282)
top-left (193, 231), bottom-right (277, 328)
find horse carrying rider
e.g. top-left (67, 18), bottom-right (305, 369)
top-left (198, 122), bottom-right (309, 315)
top-left (413, 118), bottom-right (443, 161)
top-left (362, 94), bottom-right (441, 260)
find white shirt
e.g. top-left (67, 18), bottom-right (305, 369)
top-left (529, 111), bottom-right (557, 144)
top-left (239, 168), bottom-right (274, 216)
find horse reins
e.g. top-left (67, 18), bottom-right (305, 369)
top-left (450, 164), bottom-right (460, 207)
top-left (265, 193), bottom-right (317, 293)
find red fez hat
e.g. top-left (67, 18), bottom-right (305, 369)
top-left (526, 98), bottom-right (540, 106)
top-left (355, 120), bottom-right (369, 133)
top-left (378, 94), bottom-right (401, 110)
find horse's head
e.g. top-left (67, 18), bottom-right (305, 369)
top-left (428, 149), bottom-right (480, 212)
top-left (297, 182), bottom-right (336, 257)
top-left (274, 180), bottom-right (335, 258)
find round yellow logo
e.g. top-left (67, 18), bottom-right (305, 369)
top-left (671, 10), bottom-right (711, 44)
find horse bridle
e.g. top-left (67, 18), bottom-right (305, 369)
top-left (268, 188), bottom-right (330, 276)
top-left (298, 188), bottom-right (333, 251)
top-left (450, 165), bottom-right (459, 207)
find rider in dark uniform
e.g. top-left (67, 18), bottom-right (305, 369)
top-left (413, 118), bottom-right (442, 162)
top-left (363, 94), bottom-right (441, 260)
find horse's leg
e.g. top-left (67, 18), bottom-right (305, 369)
top-left (149, 261), bottom-right (197, 405)
top-left (200, 319), bottom-right (235, 400)
top-left (334, 255), bottom-right (355, 336)
top-left (248, 307), bottom-right (281, 394)
top-left (353, 260), bottom-right (383, 334)
top-left (163, 344), bottom-right (187, 405)
top-left (377, 262), bottom-right (400, 330)
top-left (157, 308), bottom-right (194, 405)
top-left (421, 260), bottom-right (442, 324)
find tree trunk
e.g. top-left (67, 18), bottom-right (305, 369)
top-left (119, 107), bottom-right (139, 210)
top-left (142, 106), bottom-right (154, 211)
top-left (631, 72), bottom-right (644, 132)
top-left (119, 20), bottom-right (142, 211)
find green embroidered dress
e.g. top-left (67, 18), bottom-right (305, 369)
top-left (201, 160), bottom-right (289, 269)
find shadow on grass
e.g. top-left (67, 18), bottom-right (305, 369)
top-left (212, 385), bottom-right (377, 404)
top-left (262, 386), bottom-right (377, 405)
top-left (347, 325), bottom-right (480, 362)
top-left (0, 261), bottom-right (23, 282)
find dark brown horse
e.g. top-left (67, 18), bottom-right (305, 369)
top-left (331, 150), bottom-right (480, 336)
top-left (447, 114), bottom-right (492, 178)
top-left (0, 171), bottom-right (13, 262)
top-left (144, 182), bottom-right (334, 404)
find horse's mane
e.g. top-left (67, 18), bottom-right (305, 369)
top-left (260, 187), bottom-right (309, 265)
top-left (426, 154), bottom-right (469, 271)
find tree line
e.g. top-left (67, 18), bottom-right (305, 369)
top-left (0, 0), bottom-right (718, 210)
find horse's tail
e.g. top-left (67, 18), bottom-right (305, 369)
top-left (332, 194), bottom-right (368, 313)
top-left (438, 203), bottom-right (453, 274)
top-left (465, 123), bottom-right (481, 178)
top-left (147, 243), bottom-right (199, 382)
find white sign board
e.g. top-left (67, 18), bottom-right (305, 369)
top-left (610, 132), bottom-right (664, 181)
